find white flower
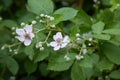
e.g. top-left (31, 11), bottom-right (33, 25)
top-left (50, 32), bottom-right (70, 51)
top-left (16, 24), bottom-right (35, 46)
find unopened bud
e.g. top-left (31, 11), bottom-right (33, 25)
top-left (32, 20), bottom-right (37, 25)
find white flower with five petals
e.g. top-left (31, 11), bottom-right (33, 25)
top-left (16, 24), bottom-right (35, 46)
top-left (50, 32), bottom-right (70, 51)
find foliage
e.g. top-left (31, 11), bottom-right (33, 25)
top-left (0, 0), bottom-right (120, 80)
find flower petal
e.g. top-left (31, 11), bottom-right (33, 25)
top-left (24, 39), bottom-right (31, 46)
top-left (16, 36), bottom-right (25, 42)
top-left (29, 33), bottom-right (35, 39)
top-left (24, 24), bottom-right (33, 33)
top-left (50, 41), bottom-right (57, 47)
top-left (53, 32), bottom-right (62, 40)
top-left (16, 29), bottom-right (25, 35)
top-left (61, 43), bottom-right (68, 48)
top-left (54, 45), bottom-right (60, 51)
top-left (63, 36), bottom-right (70, 43)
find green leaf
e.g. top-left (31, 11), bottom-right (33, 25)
top-left (96, 57), bottom-right (114, 71)
top-left (54, 7), bottom-right (78, 21)
top-left (39, 62), bottom-right (49, 77)
top-left (70, 26), bottom-right (80, 40)
top-left (18, 12), bottom-right (36, 23)
top-left (34, 48), bottom-right (49, 63)
top-left (92, 21), bottom-right (105, 34)
top-left (109, 70), bottom-right (120, 79)
top-left (91, 54), bottom-right (99, 64)
top-left (24, 45), bottom-right (34, 60)
top-left (48, 52), bottom-right (75, 71)
top-left (51, 14), bottom-right (63, 25)
top-left (28, 0), bottom-right (54, 15)
top-left (0, 56), bottom-right (19, 75)
top-left (0, 20), bottom-right (18, 28)
top-left (102, 29), bottom-right (120, 35)
top-left (82, 67), bottom-right (94, 80)
top-left (101, 42), bottom-right (120, 64)
top-left (24, 60), bottom-right (37, 74)
top-left (6, 57), bottom-right (19, 75)
top-left (114, 7), bottom-right (120, 21)
top-left (79, 55), bottom-right (93, 68)
top-left (93, 34), bottom-right (111, 40)
top-left (71, 9), bottom-right (92, 25)
top-left (71, 62), bottom-right (86, 80)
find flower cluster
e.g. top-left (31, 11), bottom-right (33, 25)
top-left (1, 13), bottom-right (96, 62)
top-left (75, 32), bottom-right (93, 60)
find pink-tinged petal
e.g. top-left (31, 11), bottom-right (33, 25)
top-left (53, 32), bottom-right (62, 40)
top-left (16, 29), bottom-right (25, 35)
top-left (16, 36), bottom-right (25, 42)
top-left (54, 45), bottom-right (60, 51)
top-left (50, 41), bottom-right (57, 47)
top-left (61, 43), bottom-right (68, 48)
top-left (63, 36), bottom-right (70, 43)
top-left (24, 24), bottom-right (33, 33)
top-left (29, 33), bottom-right (35, 39)
top-left (24, 39), bottom-right (31, 46)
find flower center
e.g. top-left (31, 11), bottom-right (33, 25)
top-left (25, 34), bottom-right (31, 39)
top-left (56, 38), bottom-right (62, 44)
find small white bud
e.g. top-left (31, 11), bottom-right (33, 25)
top-left (12, 32), bottom-right (15, 35)
top-left (88, 43), bottom-right (92, 46)
top-left (76, 38), bottom-right (81, 41)
top-left (47, 43), bottom-right (50, 47)
top-left (40, 14), bottom-right (44, 17)
top-left (46, 15), bottom-right (50, 18)
top-left (117, 4), bottom-right (120, 7)
top-left (97, 1), bottom-right (100, 4)
top-left (20, 22), bottom-right (25, 26)
top-left (40, 47), bottom-right (44, 51)
top-left (75, 55), bottom-right (84, 60)
top-left (89, 38), bottom-right (93, 41)
top-left (12, 27), bottom-right (15, 30)
top-left (44, 15), bottom-right (48, 18)
top-left (36, 16), bottom-right (40, 19)
top-left (76, 33), bottom-right (80, 37)
top-left (39, 20), bottom-right (44, 23)
top-left (50, 25), bottom-right (55, 28)
top-left (50, 17), bottom-right (54, 21)
top-left (93, 0), bottom-right (97, 3)
top-left (64, 55), bottom-right (70, 61)
top-left (36, 42), bottom-right (42, 48)
top-left (0, 17), bottom-right (2, 21)
top-left (32, 20), bottom-right (37, 25)
top-left (9, 49), bottom-right (12, 52)
top-left (1, 46), bottom-right (5, 50)
top-left (82, 49), bottom-right (87, 54)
